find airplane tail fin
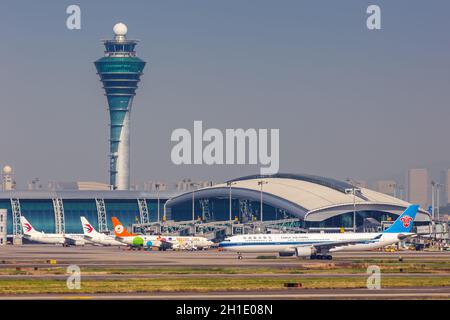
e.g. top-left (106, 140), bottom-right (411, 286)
top-left (80, 216), bottom-right (100, 236)
top-left (383, 205), bottom-right (419, 233)
top-left (111, 217), bottom-right (135, 237)
top-left (20, 216), bottom-right (38, 235)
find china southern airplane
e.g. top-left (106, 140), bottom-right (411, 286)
top-left (80, 217), bottom-right (126, 246)
top-left (20, 216), bottom-right (89, 246)
top-left (219, 205), bottom-right (419, 260)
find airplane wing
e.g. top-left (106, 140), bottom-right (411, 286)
top-left (292, 236), bottom-right (382, 254)
top-left (64, 235), bottom-right (86, 246)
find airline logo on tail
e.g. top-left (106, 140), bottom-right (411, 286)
top-left (23, 223), bottom-right (32, 233)
top-left (111, 217), bottom-right (136, 237)
top-left (20, 217), bottom-right (35, 234)
top-left (383, 205), bottom-right (419, 233)
top-left (400, 215), bottom-right (413, 228)
top-left (115, 224), bottom-right (124, 234)
top-left (84, 224), bottom-right (93, 234)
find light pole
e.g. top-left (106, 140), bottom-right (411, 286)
top-left (227, 181), bottom-right (237, 235)
top-left (190, 182), bottom-right (199, 234)
top-left (431, 181), bottom-right (435, 221)
top-left (258, 180), bottom-right (268, 223)
top-left (388, 182), bottom-right (397, 198)
top-left (436, 183), bottom-right (441, 222)
top-left (345, 183), bottom-right (361, 233)
top-left (155, 183), bottom-right (161, 233)
top-left (397, 184), bottom-right (404, 200)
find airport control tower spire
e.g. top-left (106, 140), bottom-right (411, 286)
top-left (95, 23), bottom-right (146, 190)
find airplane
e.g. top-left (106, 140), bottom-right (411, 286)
top-left (20, 216), bottom-right (89, 246)
top-left (80, 216), bottom-right (126, 246)
top-left (111, 217), bottom-right (171, 250)
top-left (111, 217), bottom-right (214, 251)
top-left (219, 205), bottom-right (420, 260)
top-left (166, 236), bottom-right (214, 251)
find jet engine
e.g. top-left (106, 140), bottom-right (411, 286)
top-left (294, 246), bottom-right (315, 257)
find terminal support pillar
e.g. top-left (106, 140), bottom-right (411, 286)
top-left (10, 198), bottom-right (23, 237)
top-left (137, 198), bottom-right (149, 224)
top-left (95, 198), bottom-right (108, 233)
top-left (52, 198), bottom-right (65, 234)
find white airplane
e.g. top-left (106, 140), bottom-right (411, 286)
top-left (20, 216), bottom-right (89, 246)
top-left (112, 217), bottom-right (171, 250)
top-left (166, 236), bottom-right (214, 251)
top-left (80, 216), bottom-right (126, 246)
top-left (112, 217), bottom-right (214, 251)
top-left (219, 205), bottom-right (420, 260)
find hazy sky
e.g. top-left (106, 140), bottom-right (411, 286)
top-left (1, 0), bottom-right (450, 188)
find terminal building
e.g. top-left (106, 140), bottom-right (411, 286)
top-left (166, 174), bottom-right (431, 231)
top-left (0, 190), bottom-right (176, 236)
top-left (0, 174), bottom-right (431, 237)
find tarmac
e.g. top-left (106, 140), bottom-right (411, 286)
top-left (2, 287), bottom-right (450, 300)
top-left (0, 245), bottom-right (449, 300)
top-left (1, 244), bottom-right (449, 268)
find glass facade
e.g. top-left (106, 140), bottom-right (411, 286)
top-left (0, 198), bottom-right (168, 235)
top-left (170, 198), bottom-right (294, 223)
top-left (168, 198), bottom-right (401, 230)
top-left (306, 211), bottom-right (398, 229)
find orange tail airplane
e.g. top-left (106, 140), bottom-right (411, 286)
top-left (111, 217), bottom-right (137, 237)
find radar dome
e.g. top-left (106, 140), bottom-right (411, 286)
top-left (113, 23), bottom-right (128, 36)
top-left (2, 165), bottom-right (12, 174)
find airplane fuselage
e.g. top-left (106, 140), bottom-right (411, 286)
top-left (24, 233), bottom-right (86, 245)
top-left (219, 232), bottom-right (404, 254)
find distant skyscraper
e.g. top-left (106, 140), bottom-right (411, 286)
top-left (445, 169), bottom-right (450, 205)
top-left (144, 181), bottom-right (167, 192)
top-left (94, 23), bottom-right (146, 190)
top-left (407, 168), bottom-right (428, 208)
top-left (375, 180), bottom-right (397, 197)
top-left (2, 165), bottom-right (14, 191)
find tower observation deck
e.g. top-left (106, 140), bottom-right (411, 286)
top-left (94, 23), bottom-right (146, 190)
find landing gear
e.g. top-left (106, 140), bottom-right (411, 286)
top-left (237, 252), bottom-right (243, 260)
top-left (310, 254), bottom-right (332, 260)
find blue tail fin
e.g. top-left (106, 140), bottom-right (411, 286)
top-left (383, 205), bottom-right (419, 233)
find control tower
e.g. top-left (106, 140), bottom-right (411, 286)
top-left (94, 23), bottom-right (146, 190)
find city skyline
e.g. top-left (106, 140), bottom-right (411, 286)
top-left (1, 1), bottom-right (450, 188)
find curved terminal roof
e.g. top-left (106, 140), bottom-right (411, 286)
top-left (166, 173), bottom-right (431, 222)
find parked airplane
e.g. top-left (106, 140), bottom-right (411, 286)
top-left (168, 236), bottom-right (214, 251)
top-left (20, 216), bottom-right (88, 246)
top-left (80, 216), bottom-right (126, 246)
top-left (219, 205), bottom-right (420, 260)
top-left (111, 217), bottom-right (171, 250)
top-left (111, 217), bottom-right (214, 250)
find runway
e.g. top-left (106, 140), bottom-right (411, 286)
top-left (2, 287), bottom-right (450, 300)
top-left (1, 245), bottom-right (449, 269)
top-left (1, 273), bottom-right (450, 280)
top-left (1, 245), bottom-right (449, 300)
